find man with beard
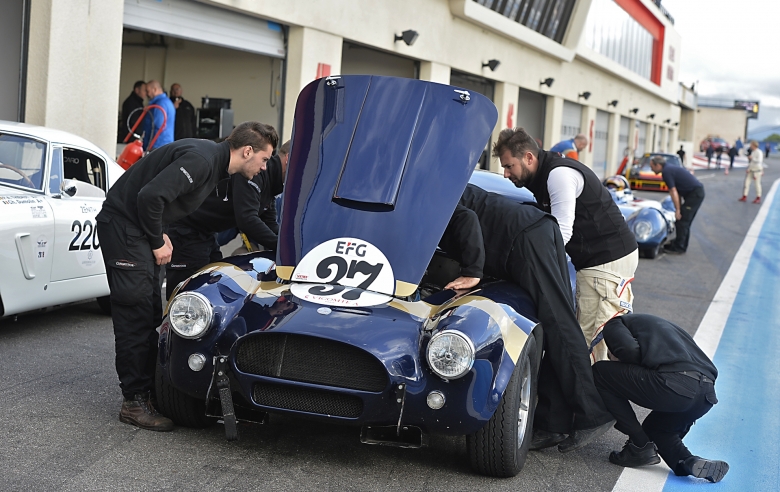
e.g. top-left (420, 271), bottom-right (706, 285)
top-left (494, 128), bottom-right (637, 450)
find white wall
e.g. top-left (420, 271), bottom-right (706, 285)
top-left (26, 0), bottom-right (124, 154)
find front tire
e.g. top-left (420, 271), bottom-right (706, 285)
top-left (155, 362), bottom-right (214, 428)
top-left (467, 335), bottom-right (539, 477)
top-left (643, 244), bottom-right (660, 259)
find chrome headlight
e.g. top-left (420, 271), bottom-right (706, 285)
top-left (633, 220), bottom-right (654, 242)
top-left (169, 292), bottom-right (213, 339)
top-left (426, 330), bottom-right (475, 380)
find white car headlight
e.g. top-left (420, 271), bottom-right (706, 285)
top-left (426, 330), bottom-right (475, 380)
top-left (169, 292), bottom-right (214, 339)
top-left (633, 220), bottom-right (653, 242)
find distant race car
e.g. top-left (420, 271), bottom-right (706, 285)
top-left (157, 75), bottom-right (547, 477)
top-left (0, 121), bottom-right (124, 318)
top-left (605, 175), bottom-right (676, 258)
top-left (700, 137), bottom-right (730, 153)
top-left (625, 153), bottom-right (683, 191)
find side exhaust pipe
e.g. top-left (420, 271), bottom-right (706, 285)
top-left (360, 425), bottom-right (427, 448)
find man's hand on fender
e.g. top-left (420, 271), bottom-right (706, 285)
top-left (153, 233), bottom-right (173, 265)
top-left (444, 276), bottom-right (480, 291)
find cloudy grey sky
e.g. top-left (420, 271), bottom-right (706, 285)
top-left (663, 0), bottom-right (780, 133)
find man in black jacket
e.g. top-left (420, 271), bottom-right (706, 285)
top-left (593, 314), bottom-right (728, 483)
top-left (440, 184), bottom-right (615, 454)
top-left (96, 121), bottom-right (276, 432)
top-left (165, 150), bottom-right (284, 299)
top-left (118, 80), bottom-right (145, 142)
top-left (169, 83), bottom-right (197, 140)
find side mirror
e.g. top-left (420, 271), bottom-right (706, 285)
top-left (60, 178), bottom-right (106, 199)
top-left (61, 179), bottom-right (77, 197)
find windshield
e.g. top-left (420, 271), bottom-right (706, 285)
top-left (0, 133), bottom-right (47, 191)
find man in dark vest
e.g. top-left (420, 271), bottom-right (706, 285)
top-left (440, 184), bottom-right (615, 454)
top-left (118, 80), bottom-right (145, 142)
top-left (96, 122), bottom-right (276, 432)
top-left (593, 314), bottom-right (728, 483)
top-left (493, 128), bottom-right (637, 448)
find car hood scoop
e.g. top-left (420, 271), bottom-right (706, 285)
top-left (277, 75), bottom-right (497, 297)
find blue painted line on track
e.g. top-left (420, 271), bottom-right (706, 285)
top-left (663, 195), bottom-right (780, 490)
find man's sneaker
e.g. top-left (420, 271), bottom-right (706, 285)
top-left (609, 440), bottom-right (661, 467)
top-left (529, 429), bottom-right (567, 450)
top-left (738, 195), bottom-right (747, 202)
top-left (680, 456), bottom-right (729, 483)
top-left (558, 419), bottom-right (615, 453)
top-left (119, 393), bottom-right (174, 432)
top-left (753, 197), bottom-right (761, 204)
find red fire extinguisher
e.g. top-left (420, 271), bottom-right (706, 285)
top-left (117, 104), bottom-right (168, 170)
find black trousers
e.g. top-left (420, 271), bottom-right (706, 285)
top-left (504, 219), bottom-right (613, 433)
top-left (673, 186), bottom-right (705, 252)
top-left (593, 362), bottom-right (717, 474)
top-left (166, 224), bottom-right (222, 300)
top-left (96, 214), bottom-right (162, 400)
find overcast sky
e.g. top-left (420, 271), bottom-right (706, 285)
top-left (663, 0), bottom-right (780, 132)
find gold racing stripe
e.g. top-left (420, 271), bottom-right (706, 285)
top-left (441, 296), bottom-right (530, 363)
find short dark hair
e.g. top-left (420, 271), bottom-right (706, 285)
top-left (279, 139), bottom-right (291, 156)
top-left (133, 80), bottom-right (145, 90)
top-left (651, 155), bottom-right (666, 166)
top-left (226, 122), bottom-right (279, 152)
top-left (492, 127), bottom-right (539, 159)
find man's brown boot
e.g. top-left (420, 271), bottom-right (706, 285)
top-left (119, 393), bottom-right (174, 432)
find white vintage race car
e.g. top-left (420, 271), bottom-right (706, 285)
top-left (0, 121), bottom-right (124, 318)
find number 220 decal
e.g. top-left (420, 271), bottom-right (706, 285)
top-left (69, 219), bottom-right (100, 251)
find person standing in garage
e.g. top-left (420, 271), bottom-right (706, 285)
top-left (549, 134), bottom-right (588, 160)
top-left (496, 128), bottom-right (638, 366)
top-left (169, 83), bottom-right (197, 140)
top-left (96, 122), bottom-right (275, 431)
top-left (440, 184), bottom-right (615, 454)
top-left (143, 80), bottom-right (176, 151)
top-left (118, 80), bottom-right (146, 142)
top-left (593, 314), bottom-right (728, 483)
top-left (649, 155), bottom-right (705, 253)
top-left (166, 138), bottom-right (284, 299)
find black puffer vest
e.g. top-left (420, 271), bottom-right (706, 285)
top-left (526, 150), bottom-right (637, 270)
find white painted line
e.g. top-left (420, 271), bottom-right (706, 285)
top-left (611, 178), bottom-right (780, 492)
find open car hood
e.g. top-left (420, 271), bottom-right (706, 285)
top-left (276, 75), bottom-right (497, 297)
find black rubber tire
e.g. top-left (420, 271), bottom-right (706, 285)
top-left (155, 362), bottom-right (214, 428)
top-left (644, 244), bottom-right (660, 259)
top-left (467, 335), bottom-right (539, 477)
top-left (96, 296), bottom-right (112, 315)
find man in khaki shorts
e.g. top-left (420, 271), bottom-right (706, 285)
top-left (495, 127), bottom-right (638, 363)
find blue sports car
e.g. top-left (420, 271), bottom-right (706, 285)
top-left (157, 75), bottom-right (546, 477)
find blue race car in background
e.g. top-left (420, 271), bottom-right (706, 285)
top-left (605, 175), bottom-right (676, 258)
top-left (157, 75), bottom-right (545, 477)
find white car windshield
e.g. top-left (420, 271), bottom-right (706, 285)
top-left (0, 133), bottom-right (47, 191)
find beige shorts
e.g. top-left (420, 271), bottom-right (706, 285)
top-left (576, 249), bottom-right (638, 364)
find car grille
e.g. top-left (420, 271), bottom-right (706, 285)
top-left (252, 382), bottom-right (363, 418)
top-left (235, 333), bottom-right (388, 392)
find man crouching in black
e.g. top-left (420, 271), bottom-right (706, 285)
top-left (593, 314), bottom-right (728, 483)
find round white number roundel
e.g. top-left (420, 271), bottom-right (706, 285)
top-left (292, 237), bottom-right (395, 296)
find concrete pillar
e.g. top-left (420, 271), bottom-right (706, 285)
top-left (489, 81), bottom-right (519, 172)
top-left (627, 117), bottom-right (638, 160)
top-left (283, 27), bottom-right (343, 141)
top-left (419, 61), bottom-right (450, 84)
top-left (25, 0), bottom-right (124, 155)
top-left (543, 96), bottom-right (563, 151)
top-left (579, 104), bottom-right (597, 168)
top-left (605, 111), bottom-right (622, 176)
top-left (660, 125), bottom-right (668, 153)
